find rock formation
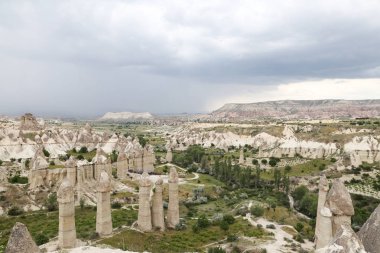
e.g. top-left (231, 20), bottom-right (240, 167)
top-left (325, 179), bottom-right (354, 236)
top-left (167, 167), bottom-right (180, 228)
top-left (5, 222), bottom-right (40, 253)
top-left (19, 113), bottom-right (42, 131)
top-left (166, 148), bottom-right (173, 163)
top-left (117, 152), bottom-right (128, 179)
top-left (58, 178), bottom-right (76, 249)
top-left (315, 175), bottom-right (332, 249)
top-left (143, 145), bottom-right (155, 173)
top-left (96, 171), bottom-right (113, 236)
top-left (138, 172), bottom-right (152, 232)
top-left (358, 203), bottom-right (380, 253)
top-left (318, 223), bottom-right (367, 253)
top-left (151, 177), bottom-right (165, 231)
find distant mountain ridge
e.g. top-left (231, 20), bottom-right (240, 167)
top-left (98, 111), bottom-right (154, 121)
top-left (211, 99), bottom-right (380, 120)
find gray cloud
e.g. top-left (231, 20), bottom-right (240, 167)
top-left (0, 0), bottom-right (379, 117)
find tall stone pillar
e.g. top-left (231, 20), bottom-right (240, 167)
top-left (315, 175), bottom-right (332, 249)
top-left (138, 172), bottom-right (152, 232)
top-left (117, 152), bottom-right (127, 180)
top-left (96, 171), bottom-right (112, 236)
top-left (326, 179), bottom-right (354, 236)
top-left (167, 167), bottom-right (179, 228)
top-left (166, 148), bottom-right (173, 163)
top-left (152, 178), bottom-right (165, 231)
top-left (58, 178), bottom-right (76, 249)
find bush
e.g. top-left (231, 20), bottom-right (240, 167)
top-left (208, 247), bottom-right (226, 253)
top-left (192, 224), bottom-right (200, 233)
top-left (227, 234), bottom-right (238, 242)
top-left (80, 198), bottom-right (85, 210)
top-left (251, 205), bottom-right (264, 217)
top-left (111, 202), bottom-right (122, 209)
top-left (292, 185), bottom-right (308, 201)
top-left (219, 220), bottom-right (229, 231)
top-left (79, 146), bottom-right (88, 153)
top-left (77, 155), bottom-right (85, 160)
top-left (35, 233), bottom-right (49, 245)
top-left (295, 222), bottom-right (304, 232)
top-left (45, 193), bottom-right (58, 211)
top-left (197, 214), bottom-right (210, 228)
top-left (49, 161), bottom-right (55, 166)
top-left (42, 148), bottom-right (50, 157)
top-left (0, 159), bottom-right (2, 166)
top-left (330, 157), bottom-right (337, 163)
top-left (261, 159), bottom-right (267, 165)
top-left (223, 214), bottom-right (235, 224)
top-left (7, 206), bottom-right (24, 216)
top-left (266, 224), bottom-right (276, 229)
top-left (8, 175), bottom-right (28, 184)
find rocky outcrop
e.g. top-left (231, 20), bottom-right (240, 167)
top-left (239, 149), bottom-right (244, 164)
top-left (318, 223), bottom-right (367, 253)
top-left (19, 113), bottom-right (42, 131)
top-left (5, 222), bottom-right (40, 253)
top-left (151, 178), bottom-right (165, 231)
top-left (211, 99), bottom-right (380, 120)
top-left (358, 204), bottom-right (380, 253)
top-left (167, 167), bottom-right (180, 228)
top-left (344, 136), bottom-right (380, 167)
top-left (165, 148), bottom-right (173, 163)
top-left (315, 175), bottom-right (332, 249)
top-left (325, 179), bottom-right (354, 236)
top-left (138, 172), bottom-right (152, 232)
top-left (58, 178), bottom-right (76, 249)
top-left (96, 171), bottom-right (112, 237)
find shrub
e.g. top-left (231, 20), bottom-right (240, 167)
top-left (223, 214), bottom-right (235, 224)
top-left (0, 159), bottom-right (2, 166)
top-left (251, 205), bottom-right (264, 217)
top-left (7, 206), bottom-right (24, 216)
top-left (208, 247), bottom-right (226, 253)
top-left (330, 157), bottom-right (337, 163)
top-left (49, 161), bottom-right (55, 166)
top-left (80, 198), bottom-right (85, 210)
top-left (42, 148), bottom-right (50, 157)
top-left (45, 193), bottom-right (58, 211)
top-left (111, 202), bottom-right (122, 209)
top-left (77, 155), bottom-right (85, 160)
top-left (197, 214), bottom-right (210, 228)
top-left (292, 185), bottom-right (308, 201)
top-left (79, 147), bottom-right (88, 153)
top-left (8, 175), bottom-right (28, 184)
top-left (295, 222), bottom-right (304, 232)
top-left (219, 220), bottom-right (229, 231)
top-left (266, 224), bottom-right (276, 229)
top-left (192, 223), bottom-right (200, 233)
top-left (261, 159), bottom-right (267, 165)
top-left (35, 233), bottom-right (49, 245)
top-left (227, 234), bottom-right (238, 242)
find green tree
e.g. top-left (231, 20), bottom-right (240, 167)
top-left (45, 193), bottom-right (58, 211)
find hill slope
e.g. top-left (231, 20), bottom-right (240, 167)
top-left (211, 99), bottom-right (380, 120)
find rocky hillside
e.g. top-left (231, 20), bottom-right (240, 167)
top-left (211, 100), bottom-right (380, 120)
top-left (98, 112), bottom-right (153, 122)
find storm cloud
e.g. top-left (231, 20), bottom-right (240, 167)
top-left (0, 0), bottom-right (380, 117)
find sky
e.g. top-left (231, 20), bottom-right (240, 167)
top-left (0, 0), bottom-right (380, 118)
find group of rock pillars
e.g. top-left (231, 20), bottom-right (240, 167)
top-left (137, 167), bottom-right (180, 232)
top-left (314, 175), bottom-right (380, 253)
top-left (58, 170), bottom-right (112, 249)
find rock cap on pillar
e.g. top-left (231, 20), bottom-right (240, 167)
top-left (326, 179), bottom-right (354, 216)
top-left (58, 178), bottom-right (74, 203)
top-left (168, 167), bottom-right (178, 183)
top-left (358, 203), bottom-right (380, 253)
top-left (140, 171), bottom-right (153, 187)
top-left (98, 170), bottom-right (111, 192)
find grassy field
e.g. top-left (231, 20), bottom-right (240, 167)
top-left (0, 207), bottom-right (137, 249)
top-left (68, 149), bottom-right (97, 161)
top-left (261, 158), bottom-right (332, 180)
top-left (99, 218), bottom-right (267, 253)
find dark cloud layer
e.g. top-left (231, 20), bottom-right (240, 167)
top-left (0, 0), bottom-right (379, 117)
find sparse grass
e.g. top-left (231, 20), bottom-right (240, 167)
top-left (99, 218), bottom-right (267, 253)
top-left (0, 207), bottom-right (137, 249)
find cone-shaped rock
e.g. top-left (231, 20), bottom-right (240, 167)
top-left (320, 223), bottom-right (367, 253)
top-left (315, 175), bottom-right (333, 249)
top-left (5, 222), bottom-right (40, 253)
top-left (138, 172), bottom-right (153, 232)
top-left (167, 167), bottom-right (180, 228)
top-left (326, 179), bottom-right (354, 235)
top-left (152, 177), bottom-right (165, 231)
top-left (58, 178), bottom-right (76, 249)
top-left (358, 203), bottom-right (380, 253)
top-left (96, 170), bottom-right (113, 236)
